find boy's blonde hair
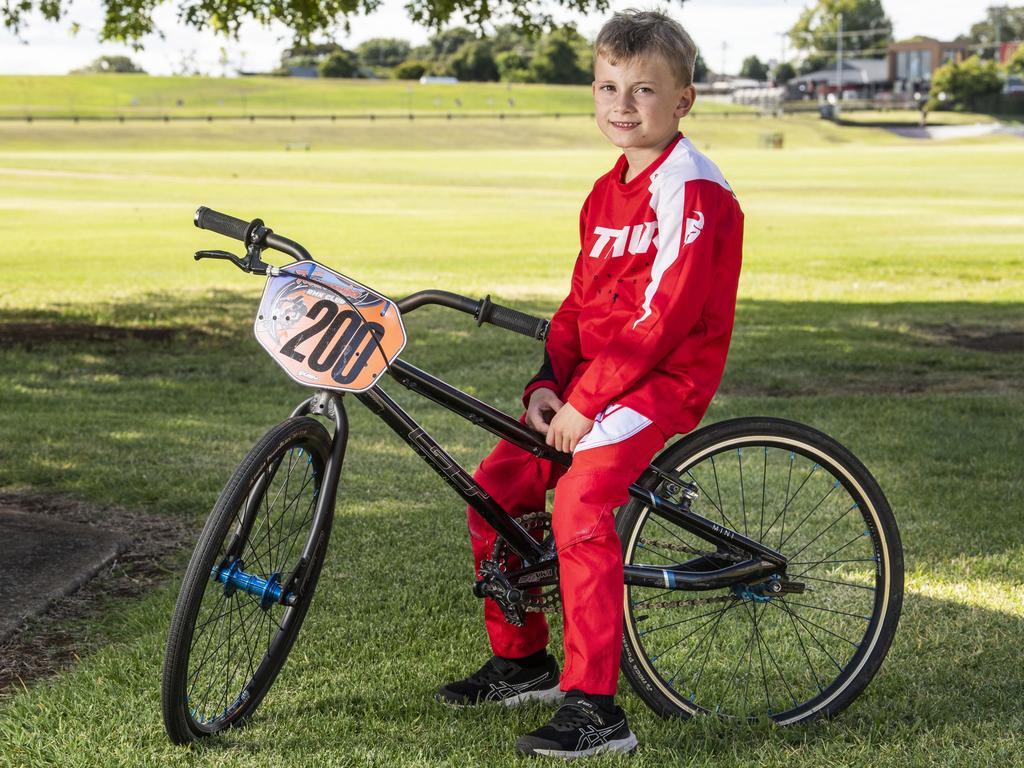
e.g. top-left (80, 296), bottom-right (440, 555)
top-left (594, 9), bottom-right (698, 87)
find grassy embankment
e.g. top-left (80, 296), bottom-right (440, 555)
top-left (0, 74), bottom-right (756, 118)
top-left (0, 90), bottom-right (1022, 766)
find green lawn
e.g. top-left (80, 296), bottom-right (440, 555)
top-left (0, 111), bottom-right (1022, 767)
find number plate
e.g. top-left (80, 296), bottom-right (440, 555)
top-left (254, 261), bottom-right (406, 392)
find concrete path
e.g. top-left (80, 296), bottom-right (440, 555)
top-left (0, 507), bottom-right (129, 642)
top-left (887, 122), bottom-right (1024, 140)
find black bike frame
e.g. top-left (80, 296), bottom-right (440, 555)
top-left (296, 293), bottom-right (788, 594)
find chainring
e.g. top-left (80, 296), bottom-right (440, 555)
top-left (491, 511), bottom-right (561, 614)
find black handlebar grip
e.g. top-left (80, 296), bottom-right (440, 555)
top-left (194, 206), bottom-right (251, 242)
top-left (483, 301), bottom-right (549, 341)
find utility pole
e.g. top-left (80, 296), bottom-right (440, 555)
top-left (835, 12), bottom-right (843, 117)
top-left (994, 7), bottom-right (1002, 61)
top-left (721, 41), bottom-right (728, 78)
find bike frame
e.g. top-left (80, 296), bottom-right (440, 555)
top-left (293, 292), bottom-right (788, 595)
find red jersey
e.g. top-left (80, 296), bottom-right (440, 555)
top-left (523, 133), bottom-right (744, 437)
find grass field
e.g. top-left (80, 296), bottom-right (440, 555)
top-left (0, 102), bottom-right (1022, 767)
top-left (0, 74), bottom-right (751, 119)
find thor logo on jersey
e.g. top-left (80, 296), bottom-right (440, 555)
top-left (589, 211), bottom-right (704, 260)
top-left (588, 222), bottom-right (658, 258)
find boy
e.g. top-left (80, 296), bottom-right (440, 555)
top-left (436, 9), bottom-right (743, 758)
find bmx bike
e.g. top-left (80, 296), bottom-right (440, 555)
top-left (161, 206), bottom-right (903, 743)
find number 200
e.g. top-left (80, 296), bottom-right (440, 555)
top-left (280, 299), bottom-right (385, 385)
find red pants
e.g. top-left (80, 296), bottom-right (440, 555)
top-left (467, 404), bottom-right (665, 695)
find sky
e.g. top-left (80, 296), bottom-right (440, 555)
top-left (0, 0), bottom-right (996, 76)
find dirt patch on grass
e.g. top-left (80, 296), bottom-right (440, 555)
top-left (0, 491), bottom-right (194, 697)
top-left (942, 327), bottom-right (1024, 354)
top-left (0, 322), bottom-right (199, 348)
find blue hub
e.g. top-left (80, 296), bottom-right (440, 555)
top-left (732, 574), bottom-right (783, 603)
top-left (213, 559), bottom-right (287, 610)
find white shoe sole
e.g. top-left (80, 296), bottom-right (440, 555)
top-left (436, 683), bottom-right (563, 709)
top-left (501, 684), bottom-right (564, 707)
top-left (526, 732), bottom-right (639, 758)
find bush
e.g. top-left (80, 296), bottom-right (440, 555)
top-left (319, 49), bottom-right (359, 78)
top-left (1007, 44), bottom-right (1024, 77)
top-left (73, 55), bottom-right (145, 74)
top-left (927, 55), bottom-right (1002, 111)
top-left (393, 60), bottom-right (428, 80)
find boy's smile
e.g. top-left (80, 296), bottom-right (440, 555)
top-left (592, 53), bottom-right (696, 181)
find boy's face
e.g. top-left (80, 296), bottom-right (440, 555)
top-left (592, 52), bottom-right (695, 156)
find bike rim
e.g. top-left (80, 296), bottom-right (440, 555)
top-left (184, 444), bottom-right (322, 731)
top-left (624, 434), bottom-right (892, 723)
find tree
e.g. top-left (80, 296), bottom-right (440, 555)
top-left (281, 42), bottom-right (345, 72)
top-left (356, 38), bottom-right (411, 68)
top-left (692, 51), bottom-right (708, 83)
top-left (967, 5), bottom-right (1024, 49)
top-left (927, 55), bottom-right (1003, 111)
top-left (318, 48), bottom-right (359, 78)
top-left (448, 39), bottom-right (499, 81)
top-left (427, 27), bottom-right (479, 58)
top-left (739, 55), bottom-right (769, 81)
top-left (1008, 43), bottom-right (1024, 75)
top-left (529, 26), bottom-right (589, 84)
top-left (73, 55), bottom-right (146, 73)
top-left (496, 50), bottom-right (532, 82)
top-left (789, 0), bottom-right (892, 63)
top-left (2, 0), bottom-right (617, 46)
top-left (773, 61), bottom-right (797, 83)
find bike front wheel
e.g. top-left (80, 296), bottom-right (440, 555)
top-left (162, 416), bottom-right (336, 743)
top-left (618, 417), bottom-right (903, 725)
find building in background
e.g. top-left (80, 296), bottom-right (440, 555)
top-left (887, 38), bottom-right (969, 94)
top-left (787, 58), bottom-right (889, 100)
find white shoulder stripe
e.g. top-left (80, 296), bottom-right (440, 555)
top-left (633, 138), bottom-right (732, 329)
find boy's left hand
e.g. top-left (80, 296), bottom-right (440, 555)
top-left (546, 402), bottom-right (594, 454)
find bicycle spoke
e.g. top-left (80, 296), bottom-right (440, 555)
top-left (759, 447), bottom-right (767, 540)
top-left (737, 448), bottom-right (747, 537)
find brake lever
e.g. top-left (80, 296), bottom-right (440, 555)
top-left (194, 248), bottom-right (271, 276)
top-left (194, 249), bottom-right (245, 268)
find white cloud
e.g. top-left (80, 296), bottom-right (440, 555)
top-left (0, 0), bottom-right (999, 75)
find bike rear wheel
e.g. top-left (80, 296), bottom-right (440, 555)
top-left (618, 417), bottom-right (903, 725)
top-left (162, 416), bottom-right (335, 743)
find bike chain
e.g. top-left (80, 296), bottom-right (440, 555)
top-left (492, 520), bottom-right (751, 614)
top-left (637, 594), bottom-right (740, 610)
top-left (636, 537), bottom-right (747, 563)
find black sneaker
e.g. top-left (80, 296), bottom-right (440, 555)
top-left (435, 654), bottom-right (562, 707)
top-left (515, 691), bottom-right (638, 758)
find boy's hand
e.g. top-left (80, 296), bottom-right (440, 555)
top-left (526, 387), bottom-right (564, 433)
top-left (546, 402), bottom-right (594, 454)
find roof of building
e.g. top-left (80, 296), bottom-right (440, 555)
top-left (791, 57), bottom-right (888, 85)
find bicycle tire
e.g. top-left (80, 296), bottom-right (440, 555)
top-left (617, 417), bottom-right (903, 725)
top-left (162, 416), bottom-right (335, 743)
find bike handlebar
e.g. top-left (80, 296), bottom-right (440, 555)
top-left (476, 296), bottom-right (549, 341)
top-left (194, 206), bottom-right (313, 262)
top-left (194, 207), bottom-right (548, 341)
top-left (194, 206), bottom-right (249, 242)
